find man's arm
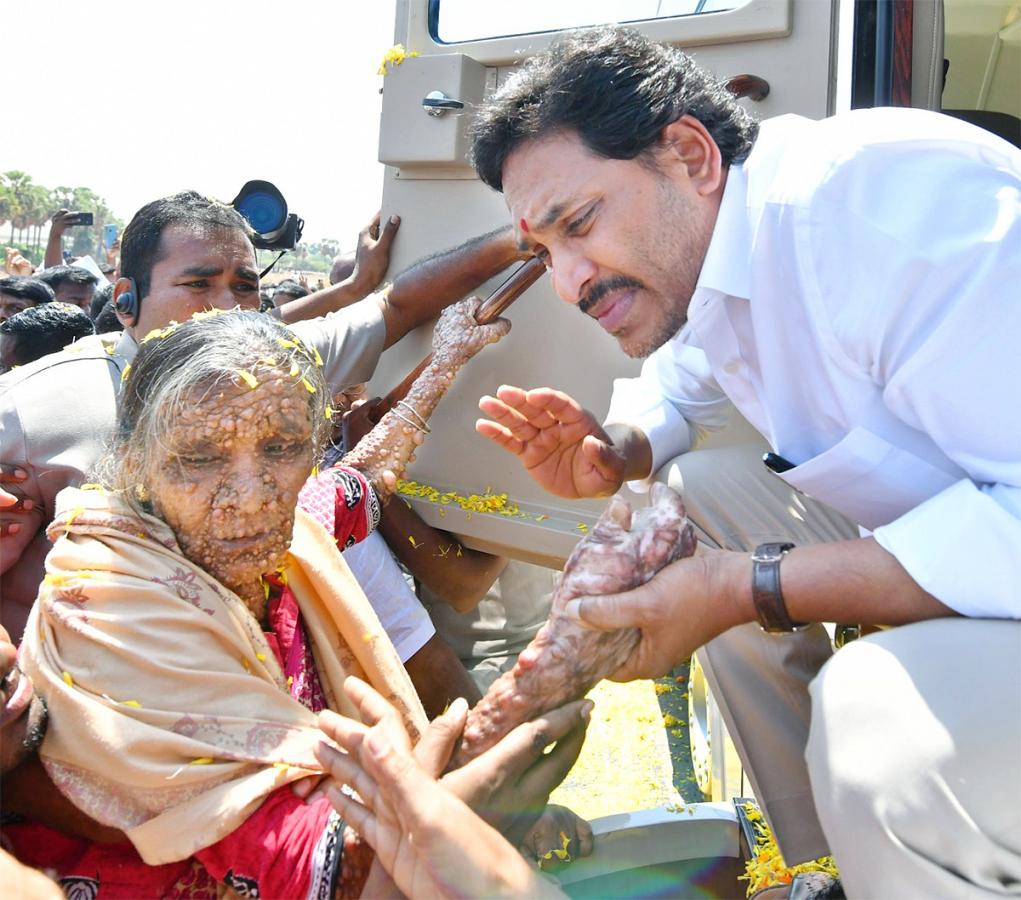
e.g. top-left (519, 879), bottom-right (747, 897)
top-left (378, 499), bottom-right (507, 614)
top-left (403, 634), bottom-right (482, 717)
top-left (564, 536), bottom-right (955, 683)
top-left (378, 225), bottom-right (525, 349)
top-left (43, 210), bottom-right (77, 269)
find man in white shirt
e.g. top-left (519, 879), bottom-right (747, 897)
top-left (471, 26), bottom-right (1020, 898)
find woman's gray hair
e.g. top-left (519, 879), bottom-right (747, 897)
top-left (96, 310), bottom-right (330, 510)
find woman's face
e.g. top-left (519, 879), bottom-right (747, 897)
top-left (146, 372), bottom-right (315, 598)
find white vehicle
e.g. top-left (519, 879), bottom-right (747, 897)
top-left (370, 2), bottom-right (1018, 895)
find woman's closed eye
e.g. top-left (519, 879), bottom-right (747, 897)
top-left (264, 441), bottom-right (304, 458)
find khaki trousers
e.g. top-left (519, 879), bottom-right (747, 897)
top-left (663, 442), bottom-right (1021, 896)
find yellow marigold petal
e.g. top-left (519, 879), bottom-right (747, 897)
top-left (120, 363), bottom-right (131, 382)
top-left (408, 536), bottom-right (420, 548)
top-left (576, 523), bottom-right (589, 533)
top-left (289, 360), bottom-right (301, 377)
top-left (301, 377), bottom-right (316, 394)
top-left (190, 757), bottom-right (215, 765)
top-left (313, 347), bottom-right (323, 367)
top-left (122, 700), bottom-right (142, 708)
top-left (235, 369), bottom-right (259, 389)
top-left (325, 406), bottom-right (334, 421)
top-left (255, 652), bottom-right (267, 662)
top-left (277, 338), bottom-right (298, 349)
top-left (62, 671), bottom-right (74, 687)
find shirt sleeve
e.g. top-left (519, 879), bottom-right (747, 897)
top-left (604, 324), bottom-right (731, 492)
top-left (812, 139), bottom-right (1021, 618)
top-left (289, 297), bottom-right (387, 392)
top-left (342, 531), bottom-right (436, 662)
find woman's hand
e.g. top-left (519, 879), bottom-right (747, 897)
top-left (317, 679), bottom-right (564, 899)
top-left (431, 296), bottom-right (510, 368)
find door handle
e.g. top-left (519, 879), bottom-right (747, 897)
top-left (725, 74), bottom-right (770, 102)
top-left (422, 90), bottom-right (465, 117)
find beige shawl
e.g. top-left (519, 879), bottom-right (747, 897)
top-left (20, 487), bottom-right (426, 865)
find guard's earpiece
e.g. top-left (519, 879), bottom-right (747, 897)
top-left (114, 277), bottom-right (140, 319)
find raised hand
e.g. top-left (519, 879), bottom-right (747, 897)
top-left (351, 210), bottom-right (401, 294)
top-left (477, 385), bottom-right (626, 498)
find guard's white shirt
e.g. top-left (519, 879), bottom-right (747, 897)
top-left (606, 108), bottom-right (1021, 619)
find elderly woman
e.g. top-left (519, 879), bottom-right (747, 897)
top-left (5, 304), bottom-right (588, 898)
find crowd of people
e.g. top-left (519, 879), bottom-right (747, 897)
top-left (1, 24), bottom-right (1018, 900)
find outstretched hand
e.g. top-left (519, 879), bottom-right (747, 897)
top-left (316, 678), bottom-right (565, 899)
top-left (477, 386), bottom-right (626, 499)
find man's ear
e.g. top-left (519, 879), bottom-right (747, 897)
top-left (112, 277), bottom-right (138, 328)
top-left (656, 115), bottom-right (724, 197)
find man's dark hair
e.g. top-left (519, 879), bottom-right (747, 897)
top-left (119, 191), bottom-right (253, 301)
top-left (93, 298), bottom-right (124, 334)
top-left (0, 302), bottom-right (96, 366)
top-left (0, 276), bottom-right (55, 307)
top-left (470, 26), bottom-right (758, 191)
top-left (90, 282), bottom-right (115, 319)
top-left (271, 279), bottom-right (309, 302)
top-left (36, 265), bottom-right (99, 292)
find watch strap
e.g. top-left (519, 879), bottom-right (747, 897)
top-left (751, 542), bottom-right (803, 633)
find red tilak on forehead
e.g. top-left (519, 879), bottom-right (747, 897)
top-left (519, 218), bottom-right (529, 234)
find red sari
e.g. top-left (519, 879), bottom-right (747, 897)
top-left (3, 465), bottom-right (380, 900)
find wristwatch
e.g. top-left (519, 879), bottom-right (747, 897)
top-left (751, 542), bottom-right (807, 633)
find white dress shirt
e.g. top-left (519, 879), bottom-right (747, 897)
top-left (605, 108), bottom-right (1021, 619)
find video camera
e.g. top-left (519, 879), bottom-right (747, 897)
top-left (231, 180), bottom-right (304, 251)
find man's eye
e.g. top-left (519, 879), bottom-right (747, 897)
top-left (234, 283), bottom-right (257, 293)
top-left (183, 280), bottom-right (209, 289)
top-left (566, 209), bottom-right (594, 235)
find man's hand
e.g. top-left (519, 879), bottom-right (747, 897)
top-left (316, 679), bottom-right (563, 899)
top-left (562, 549), bottom-right (745, 682)
top-left (350, 211), bottom-right (400, 295)
top-left (521, 804), bottom-right (594, 868)
top-left (4, 248), bottom-right (32, 277)
top-left (49, 209), bottom-right (78, 236)
top-left (0, 465), bottom-right (33, 537)
top-left (439, 696), bottom-right (591, 848)
top-left (477, 385), bottom-right (626, 498)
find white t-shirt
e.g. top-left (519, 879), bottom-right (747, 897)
top-left (343, 530), bottom-right (435, 663)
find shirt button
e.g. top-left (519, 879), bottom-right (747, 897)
top-left (723, 360), bottom-right (741, 375)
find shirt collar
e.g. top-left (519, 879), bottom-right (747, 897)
top-left (114, 329), bottom-right (139, 365)
top-left (694, 161), bottom-right (752, 301)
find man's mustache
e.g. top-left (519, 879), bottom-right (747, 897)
top-left (579, 276), bottom-right (645, 315)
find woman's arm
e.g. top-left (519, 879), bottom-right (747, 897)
top-left (341, 298), bottom-right (509, 502)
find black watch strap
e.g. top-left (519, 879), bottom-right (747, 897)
top-left (751, 542), bottom-right (805, 633)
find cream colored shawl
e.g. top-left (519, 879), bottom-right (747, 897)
top-left (20, 487), bottom-right (426, 865)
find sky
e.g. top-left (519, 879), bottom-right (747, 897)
top-left (4, 0), bottom-right (398, 250)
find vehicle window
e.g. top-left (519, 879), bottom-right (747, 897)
top-left (431, 0), bottom-right (746, 45)
top-left (942, 0), bottom-right (1020, 142)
